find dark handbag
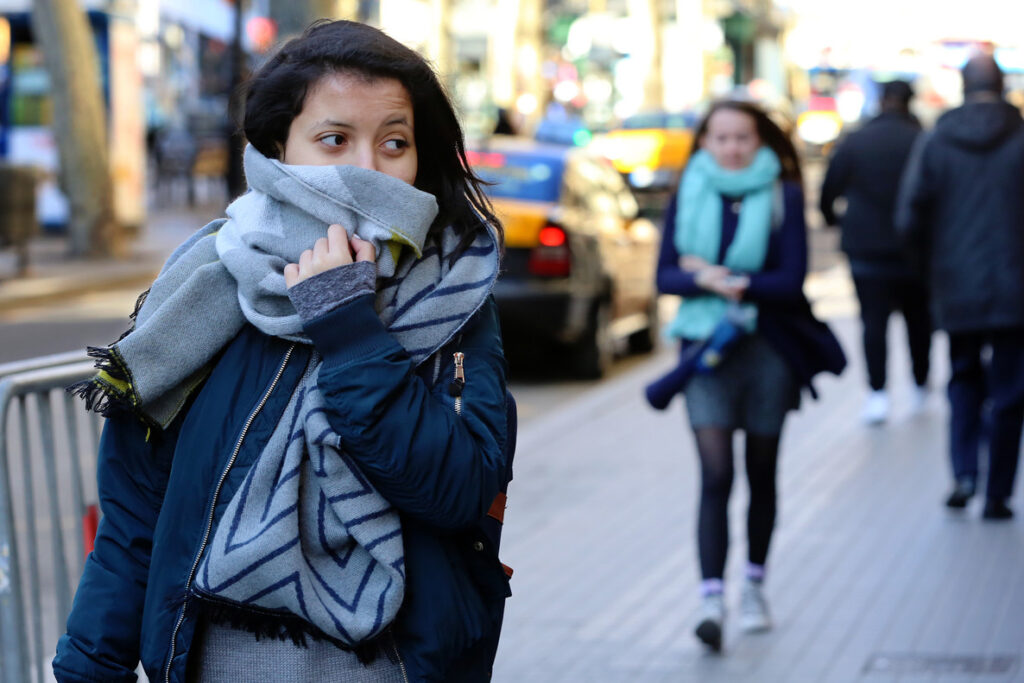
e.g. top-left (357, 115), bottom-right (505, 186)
top-left (758, 296), bottom-right (846, 399)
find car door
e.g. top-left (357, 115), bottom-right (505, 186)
top-left (582, 154), bottom-right (656, 319)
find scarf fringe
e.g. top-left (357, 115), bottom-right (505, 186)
top-left (116, 288), bottom-right (150, 342)
top-left (68, 288), bottom-right (151, 420)
top-left (65, 346), bottom-right (145, 423)
top-left (193, 595), bottom-right (383, 665)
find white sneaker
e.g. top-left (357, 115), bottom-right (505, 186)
top-left (739, 580), bottom-right (772, 633)
top-left (909, 385), bottom-right (929, 416)
top-left (695, 593), bottom-right (725, 651)
top-left (861, 390), bottom-right (889, 425)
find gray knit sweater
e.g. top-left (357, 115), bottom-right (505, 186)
top-left (188, 623), bottom-right (408, 682)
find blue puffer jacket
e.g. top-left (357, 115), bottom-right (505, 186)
top-left (53, 293), bottom-right (513, 683)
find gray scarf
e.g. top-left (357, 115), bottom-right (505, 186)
top-left (72, 145), bottom-right (500, 646)
top-left (72, 145), bottom-right (497, 426)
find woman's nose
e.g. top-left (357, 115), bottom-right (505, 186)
top-left (352, 144), bottom-right (378, 172)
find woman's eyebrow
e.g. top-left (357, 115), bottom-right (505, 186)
top-left (308, 119), bottom-right (353, 132)
top-left (382, 116), bottom-right (411, 127)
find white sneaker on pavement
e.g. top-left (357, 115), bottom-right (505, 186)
top-left (861, 390), bottom-right (889, 425)
top-left (739, 580), bottom-right (772, 633)
top-left (908, 385), bottom-right (929, 416)
top-left (695, 593), bottom-right (725, 651)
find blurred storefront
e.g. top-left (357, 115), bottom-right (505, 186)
top-left (0, 0), bottom-right (144, 231)
top-left (781, 0), bottom-right (1024, 128)
top-left (0, 0), bottom-right (294, 230)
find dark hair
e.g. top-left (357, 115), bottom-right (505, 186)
top-left (881, 79), bottom-right (914, 105)
top-left (961, 53), bottom-right (1004, 96)
top-left (690, 100), bottom-right (803, 187)
top-left (241, 20), bottom-right (502, 251)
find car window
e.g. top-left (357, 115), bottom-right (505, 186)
top-left (586, 164), bottom-right (618, 215)
top-left (560, 157), bottom-right (588, 209)
top-left (468, 150), bottom-right (564, 202)
top-left (575, 155), bottom-right (640, 221)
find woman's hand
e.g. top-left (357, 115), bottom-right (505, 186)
top-left (695, 267), bottom-right (749, 301)
top-left (284, 224), bottom-right (376, 289)
top-left (680, 255), bottom-right (713, 272)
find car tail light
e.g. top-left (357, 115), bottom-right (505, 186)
top-left (538, 226), bottom-right (566, 247)
top-left (528, 225), bottom-right (571, 277)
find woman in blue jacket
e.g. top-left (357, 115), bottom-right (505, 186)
top-left (55, 20), bottom-right (513, 683)
top-left (656, 100), bottom-right (839, 652)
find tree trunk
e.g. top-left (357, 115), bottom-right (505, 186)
top-left (30, 0), bottom-right (119, 258)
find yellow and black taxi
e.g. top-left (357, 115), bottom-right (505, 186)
top-left (590, 110), bottom-right (696, 217)
top-left (468, 137), bottom-right (660, 378)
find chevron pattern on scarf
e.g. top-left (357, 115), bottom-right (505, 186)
top-left (193, 226), bottom-right (497, 645)
top-left (194, 357), bottom-right (406, 646)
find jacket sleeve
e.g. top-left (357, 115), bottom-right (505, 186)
top-left (743, 183), bottom-right (808, 303)
top-left (819, 142), bottom-right (851, 227)
top-left (53, 414), bottom-right (177, 683)
top-left (302, 293), bottom-right (509, 530)
top-left (656, 193), bottom-right (704, 297)
top-left (894, 132), bottom-right (933, 247)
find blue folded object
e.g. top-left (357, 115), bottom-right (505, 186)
top-left (644, 304), bottom-right (753, 410)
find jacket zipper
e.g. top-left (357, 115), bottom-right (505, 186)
top-left (163, 344), bottom-right (296, 683)
top-left (389, 631), bottom-right (411, 683)
top-left (452, 352), bottom-right (465, 416)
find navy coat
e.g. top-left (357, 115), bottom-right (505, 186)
top-left (820, 111), bottom-right (922, 263)
top-left (53, 293), bottom-right (513, 683)
top-left (895, 100), bottom-right (1024, 333)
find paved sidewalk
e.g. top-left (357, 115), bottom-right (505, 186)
top-left (0, 203), bottom-right (223, 312)
top-left (493, 317), bottom-right (1024, 683)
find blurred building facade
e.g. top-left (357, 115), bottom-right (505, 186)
top-left (0, 0), bottom-right (803, 230)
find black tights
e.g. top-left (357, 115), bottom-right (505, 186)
top-left (694, 427), bottom-right (781, 580)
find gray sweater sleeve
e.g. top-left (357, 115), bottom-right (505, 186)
top-left (287, 260), bottom-right (377, 322)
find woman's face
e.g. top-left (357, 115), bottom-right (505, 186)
top-left (282, 72), bottom-right (418, 185)
top-left (701, 108), bottom-right (760, 171)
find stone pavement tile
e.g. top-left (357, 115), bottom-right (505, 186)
top-left (0, 202), bottom-right (222, 311)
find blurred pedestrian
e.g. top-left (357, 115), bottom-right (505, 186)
top-left (896, 54), bottom-right (1024, 521)
top-left (655, 100), bottom-right (843, 651)
top-left (55, 20), bottom-right (513, 682)
top-left (493, 106), bottom-right (516, 136)
top-left (820, 80), bottom-right (931, 425)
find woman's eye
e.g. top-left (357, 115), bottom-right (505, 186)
top-left (321, 134), bottom-right (346, 147)
top-left (382, 139), bottom-right (409, 152)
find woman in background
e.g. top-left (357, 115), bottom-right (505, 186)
top-left (656, 100), bottom-right (837, 652)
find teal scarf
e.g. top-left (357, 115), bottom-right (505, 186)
top-left (668, 147), bottom-right (780, 340)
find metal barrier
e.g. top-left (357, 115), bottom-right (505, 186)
top-left (0, 353), bottom-right (100, 683)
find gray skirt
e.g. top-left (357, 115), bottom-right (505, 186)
top-left (187, 622), bottom-right (408, 682)
top-left (683, 334), bottom-right (799, 435)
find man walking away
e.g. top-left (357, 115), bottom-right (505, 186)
top-left (896, 54), bottom-right (1024, 520)
top-left (821, 80), bottom-right (931, 425)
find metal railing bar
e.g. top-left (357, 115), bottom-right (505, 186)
top-left (0, 405), bottom-right (28, 683)
top-left (18, 396), bottom-right (44, 683)
top-left (85, 412), bottom-right (100, 489)
top-left (0, 352), bottom-right (89, 380)
top-left (63, 393), bottom-right (86, 573)
top-left (38, 395), bottom-right (72, 623)
top-left (0, 363), bottom-right (96, 405)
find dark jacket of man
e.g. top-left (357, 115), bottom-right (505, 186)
top-left (821, 111), bottom-right (922, 262)
top-left (895, 100), bottom-right (1024, 333)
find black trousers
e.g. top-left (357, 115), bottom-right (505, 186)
top-left (852, 274), bottom-right (932, 391)
top-left (948, 330), bottom-right (1024, 502)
